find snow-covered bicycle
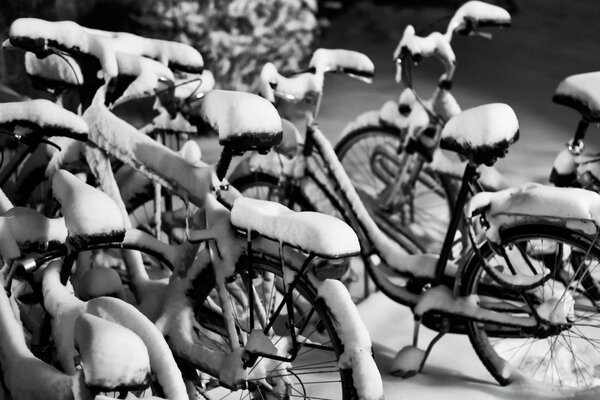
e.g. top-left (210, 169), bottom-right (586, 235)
top-left (335, 0), bottom-right (511, 255)
top-left (1, 19), bottom-right (385, 400)
top-left (226, 34), bottom-right (600, 395)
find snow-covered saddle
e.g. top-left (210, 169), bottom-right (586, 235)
top-left (553, 72), bottom-right (600, 122)
top-left (440, 103), bottom-right (519, 166)
top-left (309, 48), bottom-right (375, 81)
top-left (0, 99), bottom-right (88, 140)
top-left (0, 207), bottom-right (67, 260)
top-left (9, 18), bottom-right (120, 78)
top-left (51, 170), bottom-right (125, 248)
top-left (230, 197), bottom-right (360, 258)
top-left (25, 52), bottom-right (84, 91)
top-left (196, 90), bottom-right (283, 153)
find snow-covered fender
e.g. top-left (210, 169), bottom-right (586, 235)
top-left (467, 182), bottom-right (600, 244)
top-left (338, 96), bottom-right (408, 141)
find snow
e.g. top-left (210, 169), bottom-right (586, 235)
top-left (111, 52), bottom-right (175, 105)
top-left (83, 86), bottom-right (213, 207)
top-left (446, 1), bottom-right (511, 37)
top-left (149, 106), bottom-right (196, 134)
top-left (467, 182), bottom-right (600, 243)
top-left (199, 90), bottom-right (283, 143)
top-left (534, 291), bottom-right (574, 324)
top-left (74, 313), bottom-right (151, 388)
top-left (394, 25), bottom-right (455, 81)
top-left (0, 99), bottom-right (88, 136)
top-left (553, 72), bottom-right (600, 119)
top-left (230, 197), bottom-right (360, 257)
top-left (4, 207), bottom-right (68, 248)
top-left (9, 18), bottom-right (119, 79)
top-left (24, 52), bottom-right (83, 86)
top-left (311, 123), bottom-right (442, 279)
top-left (274, 118), bottom-right (302, 158)
top-left (85, 28), bottom-right (204, 73)
top-left (309, 48), bottom-right (375, 81)
top-left (317, 279), bottom-right (384, 400)
top-left (390, 345), bottom-right (426, 377)
top-left (316, 1), bottom-right (600, 398)
top-left (51, 169), bottom-right (125, 239)
top-left (259, 62), bottom-right (323, 102)
top-left (441, 103), bottom-right (518, 148)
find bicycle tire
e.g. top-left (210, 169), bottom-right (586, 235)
top-left (188, 252), bottom-right (359, 399)
top-left (335, 125), bottom-right (457, 254)
top-left (460, 224), bottom-right (600, 389)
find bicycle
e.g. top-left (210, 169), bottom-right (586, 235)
top-left (229, 41), bottom-right (600, 390)
top-left (334, 0), bottom-right (512, 256)
top-left (2, 21), bottom-right (385, 399)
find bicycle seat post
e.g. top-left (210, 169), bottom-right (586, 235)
top-left (434, 162), bottom-right (478, 283)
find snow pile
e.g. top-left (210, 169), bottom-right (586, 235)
top-left (230, 197), bottom-right (360, 257)
top-left (25, 52), bottom-right (83, 86)
top-left (468, 182), bottom-right (600, 243)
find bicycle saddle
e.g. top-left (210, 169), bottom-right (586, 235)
top-left (9, 18), bottom-right (119, 78)
top-left (0, 207), bottom-right (67, 259)
top-left (0, 99), bottom-right (88, 140)
top-left (553, 72), bottom-right (600, 122)
top-left (230, 197), bottom-right (360, 258)
top-left (51, 169), bottom-right (125, 247)
top-left (74, 313), bottom-right (151, 390)
top-left (195, 90), bottom-right (283, 154)
top-left (25, 52), bottom-right (84, 94)
top-left (440, 103), bottom-right (519, 166)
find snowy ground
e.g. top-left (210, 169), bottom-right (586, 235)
top-left (315, 1), bottom-right (600, 398)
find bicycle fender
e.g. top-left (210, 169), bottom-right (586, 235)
top-left (338, 100), bottom-right (407, 141)
top-left (467, 182), bottom-right (600, 243)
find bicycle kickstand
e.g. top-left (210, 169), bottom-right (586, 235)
top-left (390, 316), bottom-right (449, 378)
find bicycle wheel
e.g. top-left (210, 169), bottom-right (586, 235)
top-left (230, 171), bottom-right (315, 212)
top-left (461, 224), bottom-right (600, 389)
top-left (335, 125), bottom-right (456, 253)
top-left (189, 253), bottom-right (358, 399)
